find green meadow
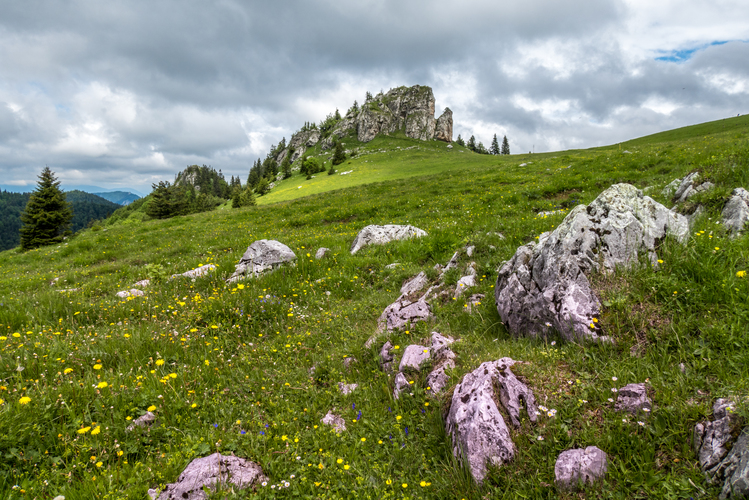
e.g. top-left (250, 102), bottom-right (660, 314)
top-left (0, 115), bottom-right (748, 499)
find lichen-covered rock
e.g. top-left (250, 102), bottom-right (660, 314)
top-left (694, 399), bottom-right (742, 472)
top-left (393, 372), bottom-right (410, 400)
top-left (376, 296), bottom-right (432, 334)
top-left (227, 240), bottom-right (296, 283)
top-left (495, 184), bottom-right (688, 342)
top-left (722, 187), bottom-right (749, 235)
top-left (614, 383), bottom-right (652, 415)
top-left (156, 453), bottom-right (267, 500)
top-left (399, 344), bottom-right (431, 371)
top-left (380, 341), bottom-right (395, 372)
top-left (426, 346), bottom-right (455, 395)
top-left (126, 411), bottom-right (156, 432)
top-left (350, 224), bottom-right (427, 254)
top-left (454, 263), bottom-right (477, 298)
top-left (446, 358), bottom-right (538, 484)
top-left (315, 247), bottom-right (330, 259)
top-left (434, 107), bottom-right (453, 142)
top-left (342, 357), bottom-right (357, 370)
top-left (321, 411), bottom-right (347, 433)
top-left (554, 446), bottom-right (608, 491)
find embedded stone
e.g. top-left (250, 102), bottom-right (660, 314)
top-left (156, 453), bottom-right (267, 500)
top-left (126, 411), bottom-right (156, 432)
top-left (350, 224), bottom-right (427, 254)
top-left (321, 411), bottom-right (347, 433)
top-left (315, 247), bottom-right (331, 259)
top-left (554, 446), bottom-right (608, 491)
top-left (399, 344), bottom-right (431, 371)
top-left (227, 240), bottom-right (296, 283)
top-left (393, 372), bottom-right (410, 400)
top-left (337, 382), bottom-right (358, 395)
top-left (614, 383), bottom-right (652, 415)
top-left (722, 187), bottom-right (749, 235)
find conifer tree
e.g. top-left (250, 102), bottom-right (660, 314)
top-left (491, 134), bottom-right (500, 155)
top-left (19, 166), bottom-right (73, 250)
top-left (501, 135), bottom-right (510, 155)
top-left (467, 135), bottom-right (476, 152)
top-left (332, 140), bottom-right (346, 166)
top-left (456, 134), bottom-right (465, 147)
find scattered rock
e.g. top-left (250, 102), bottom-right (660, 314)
top-left (486, 232), bottom-right (506, 240)
top-left (393, 372), bottom-right (410, 400)
top-left (375, 296), bottom-right (432, 334)
top-left (722, 187), bottom-right (749, 235)
top-left (454, 262), bottom-right (477, 298)
top-left (155, 453), bottom-right (267, 500)
top-left (116, 289), bottom-right (145, 299)
top-left (426, 334), bottom-right (456, 395)
top-left (554, 446), bottom-right (608, 491)
top-left (50, 277), bottom-right (59, 286)
top-left (672, 172), bottom-right (714, 203)
top-left (446, 358), bottom-right (538, 484)
top-left (337, 382), bottom-right (358, 395)
top-left (399, 344), bottom-right (431, 371)
top-left (614, 383), bottom-right (652, 415)
top-left (133, 279), bottom-right (150, 287)
top-left (694, 399), bottom-right (741, 472)
top-left (465, 294), bottom-right (485, 313)
top-left (715, 429), bottom-right (749, 499)
top-left (400, 271), bottom-right (429, 296)
top-left (446, 144), bottom-right (453, 149)
top-left (385, 262), bottom-right (401, 269)
top-left (441, 252), bottom-right (460, 274)
top-left (466, 245), bottom-right (475, 257)
top-left (495, 184), bottom-right (688, 342)
top-left (321, 411), bottom-right (347, 433)
top-left (126, 411), bottom-right (157, 432)
top-left (538, 210), bottom-right (566, 217)
top-left (176, 264), bottom-right (217, 279)
top-left (227, 240), bottom-right (296, 283)
top-left (662, 178), bottom-right (682, 198)
top-left (380, 341), bottom-right (395, 372)
top-left (342, 357), bottom-right (357, 370)
top-left (315, 247), bottom-right (330, 259)
top-left (350, 224), bottom-right (427, 254)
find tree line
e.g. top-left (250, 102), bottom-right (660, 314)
top-left (455, 133), bottom-right (510, 155)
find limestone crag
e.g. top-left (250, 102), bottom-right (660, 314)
top-left (495, 183), bottom-right (688, 342)
top-left (434, 108), bottom-right (453, 142)
top-left (446, 358), bottom-right (537, 484)
top-left (155, 453), bottom-right (267, 500)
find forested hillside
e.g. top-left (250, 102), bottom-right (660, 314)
top-left (0, 190), bottom-right (120, 251)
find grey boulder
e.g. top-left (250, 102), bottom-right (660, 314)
top-left (380, 341), bottom-right (395, 372)
top-left (175, 264), bottom-right (216, 279)
top-left (399, 344), bottom-right (431, 371)
top-left (672, 172), bottom-right (714, 203)
top-left (350, 224), bottom-right (427, 254)
top-left (156, 453), bottom-right (267, 500)
top-left (426, 334), bottom-right (456, 395)
top-left (321, 411), bottom-right (347, 433)
top-left (554, 446), bottom-right (608, 491)
top-left (495, 183), bottom-right (688, 342)
top-left (614, 383), bottom-right (652, 415)
top-left (126, 411), bottom-right (156, 432)
top-left (227, 240), bottom-right (296, 283)
top-left (315, 247), bottom-right (331, 259)
top-left (446, 358), bottom-right (538, 484)
top-left (393, 372), bottom-right (410, 400)
top-left (722, 187), bottom-right (749, 235)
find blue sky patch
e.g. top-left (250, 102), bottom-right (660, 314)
top-left (656, 40), bottom-right (730, 63)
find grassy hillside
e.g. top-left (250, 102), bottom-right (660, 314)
top-left (0, 117), bottom-right (748, 499)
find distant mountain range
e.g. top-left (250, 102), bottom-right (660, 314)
top-left (0, 184), bottom-right (143, 205)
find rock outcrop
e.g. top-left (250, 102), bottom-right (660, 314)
top-left (722, 187), bottom-right (749, 235)
top-left (495, 183), bottom-right (688, 342)
top-left (350, 224), bottom-right (427, 254)
top-left (434, 108), bottom-right (453, 142)
top-left (694, 399), bottom-right (749, 499)
top-left (227, 240), bottom-right (296, 283)
top-left (446, 358), bottom-right (537, 484)
top-left (671, 172), bottom-right (715, 203)
top-left (156, 453), bottom-right (267, 500)
top-left (554, 446), bottom-right (608, 491)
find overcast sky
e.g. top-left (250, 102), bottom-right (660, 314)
top-left (1, 0), bottom-right (747, 194)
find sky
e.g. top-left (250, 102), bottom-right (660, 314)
top-left (0, 0), bottom-right (747, 194)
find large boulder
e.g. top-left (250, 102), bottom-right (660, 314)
top-left (156, 453), bottom-right (267, 500)
top-left (722, 187), bottom-right (749, 235)
top-left (434, 108), bottom-right (453, 142)
top-left (227, 240), bottom-right (296, 283)
top-left (495, 184), bottom-right (688, 342)
top-left (554, 446), bottom-right (608, 491)
top-left (446, 358), bottom-right (537, 484)
top-left (350, 224), bottom-right (427, 254)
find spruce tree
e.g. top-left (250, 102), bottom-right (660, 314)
top-left (491, 134), bottom-right (500, 155)
top-left (501, 136), bottom-right (510, 155)
top-left (467, 135), bottom-right (476, 152)
top-left (456, 134), bottom-right (465, 147)
top-left (332, 140), bottom-right (346, 166)
top-left (19, 166), bottom-right (73, 250)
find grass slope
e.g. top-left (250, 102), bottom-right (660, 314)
top-left (0, 117), bottom-right (748, 499)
